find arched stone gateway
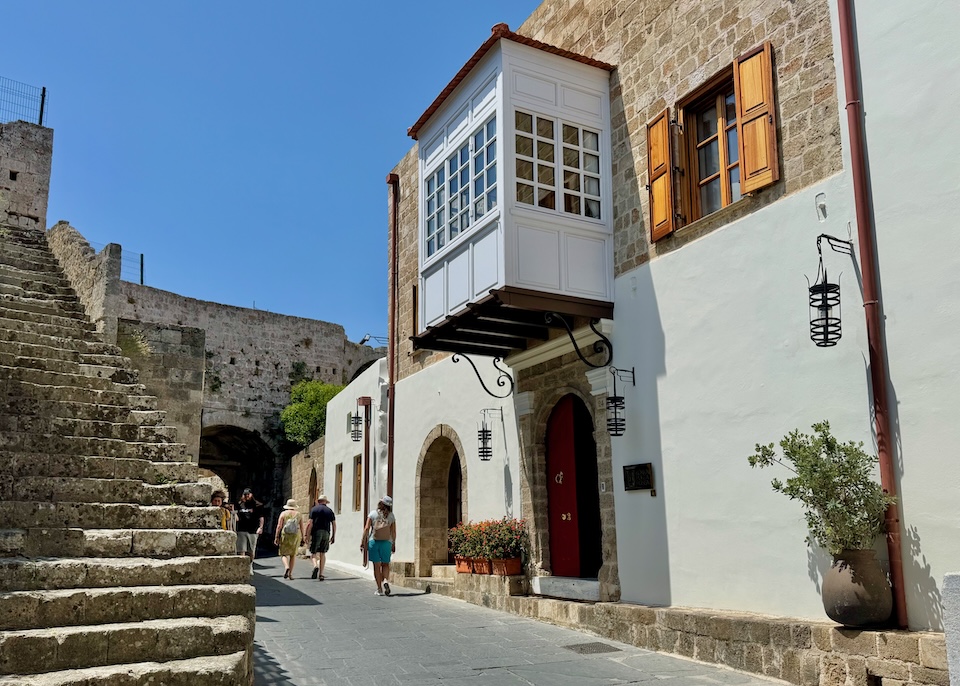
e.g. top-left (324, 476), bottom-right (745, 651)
top-left (414, 425), bottom-right (468, 577)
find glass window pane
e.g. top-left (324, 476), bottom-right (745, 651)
top-left (538, 164), bottom-right (555, 185)
top-left (563, 124), bottom-right (579, 145)
top-left (449, 219), bottom-right (458, 238)
top-left (460, 212), bottom-right (470, 230)
top-left (537, 140), bottom-right (555, 162)
top-left (583, 130), bottom-right (599, 151)
top-left (584, 153), bottom-right (599, 173)
top-left (726, 127), bottom-right (739, 164)
top-left (474, 151), bottom-right (484, 170)
top-left (725, 93), bottom-right (737, 125)
top-left (700, 178), bottom-right (722, 215)
top-left (437, 188), bottom-right (444, 204)
top-left (437, 231), bottom-right (445, 248)
top-left (563, 170), bottom-right (580, 191)
top-left (537, 117), bottom-right (554, 139)
top-left (438, 168), bottom-right (444, 184)
top-left (730, 165), bottom-right (741, 203)
top-left (474, 131), bottom-right (484, 149)
top-left (487, 118), bottom-right (496, 138)
top-left (460, 145), bottom-right (469, 166)
top-left (449, 158), bottom-right (457, 175)
top-left (450, 175), bottom-right (459, 193)
top-left (487, 164), bottom-right (496, 187)
top-left (427, 197), bottom-right (435, 215)
top-left (461, 189), bottom-right (469, 208)
top-left (516, 111), bottom-right (533, 133)
top-left (564, 194), bottom-right (581, 215)
top-left (427, 177), bottom-right (435, 195)
top-left (460, 169), bottom-right (469, 187)
top-left (516, 135), bottom-right (533, 157)
top-left (563, 147), bottom-right (579, 168)
top-left (474, 176), bottom-right (484, 196)
top-left (427, 217), bottom-right (436, 235)
top-left (437, 208), bottom-right (444, 226)
top-left (487, 142), bottom-right (496, 162)
top-left (516, 159), bottom-right (534, 181)
top-left (698, 139), bottom-right (720, 179)
top-left (474, 197), bottom-right (484, 217)
top-left (427, 238), bottom-right (435, 256)
top-left (487, 186), bottom-right (497, 211)
top-left (449, 195), bottom-right (459, 213)
top-left (584, 176), bottom-right (600, 196)
top-left (517, 183), bottom-right (534, 205)
top-left (698, 106), bottom-right (718, 142)
top-left (585, 199), bottom-right (601, 219)
top-left (537, 188), bottom-right (556, 209)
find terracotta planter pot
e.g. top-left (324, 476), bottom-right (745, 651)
top-left (821, 549), bottom-right (893, 627)
top-left (491, 557), bottom-right (523, 576)
top-left (454, 556), bottom-right (472, 574)
top-left (472, 557), bottom-right (492, 575)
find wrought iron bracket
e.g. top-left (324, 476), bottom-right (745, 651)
top-left (544, 313), bottom-right (613, 368)
top-left (452, 354), bottom-right (515, 398)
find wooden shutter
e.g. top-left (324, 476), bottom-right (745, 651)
top-left (734, 42), bottom-right (780, 193)
top-left (646, 108), bottom-right (675, 241)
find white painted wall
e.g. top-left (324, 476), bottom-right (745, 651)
top-left (321, 355), bottom-right (522, 571)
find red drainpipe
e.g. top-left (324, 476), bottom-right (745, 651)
top-left (837, 0), bottom-right (907, 629)
top-left (360, 396), bottom-right (372, 517)
top-left (386, 173), bottom-right (400, 498)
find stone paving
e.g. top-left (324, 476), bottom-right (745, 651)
top-left (251, 555), bottom-right (784, 686)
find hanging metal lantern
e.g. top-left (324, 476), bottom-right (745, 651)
top-left (350, 405), bottom-right (362, 442)
top-left (808, 246), bottom-right (843, 347)
top-left (477, 420), bottom-right (493, 461)
top-left (606, 367), bottom-right (634, 437)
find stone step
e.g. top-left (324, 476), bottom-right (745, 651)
top-left (0, 555), bottom-right (250, 593)
top-left (0, 396), bottom-right (163, 425)
top-left (0, 298), bottom-right (90, 328)
top-left (0, 502), bottom-right (219, 531)
top-left (0, 527), bottom-right (235, 559)
top-left (0, 236), bottom-right (62, 264)
top-left (0, 651), bottom-right (249, 686)
top-left (0, 280), bottom-right (79, 304)
top-left (2, 380), bottom-right (158, 410)
top-left (1, 365), bottom-right (143, 393)
top-left (0, 583), bottom-right (254, 631)
top-left (0, 312), bottom-right (94, 340)
top-left (46, 417), bottom-right (176, 443)
top-left (0, 433), bottom-right (186, 462)
top-left (0, 291), bottom-right (86, 318)
top-left (0, 614), bottom-right (251, 676)
top-left (0, 451), bottom-right (198, 486)
top-left (0, 353), bottom-right (138, 385)
top-left (0, 477), bottom-right (210, 507)
top-left (0, 327), bottom-right (121, 357)
top-left (0, 250), bottom-right (63, 277)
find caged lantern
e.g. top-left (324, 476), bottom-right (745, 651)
top-left (350, 400), bottom-right (363, 442)
top-left (606, 367), bottom-right (635, 437)
top-left (808, 234), bottom-right (853, 348)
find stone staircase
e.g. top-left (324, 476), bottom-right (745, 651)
top-left (0, 222), bottom-right (254, 685)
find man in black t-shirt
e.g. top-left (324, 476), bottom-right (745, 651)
top-left (235, 488), bottom-right (265, 562)
top-left (305, 494), bottom-right (336, 580)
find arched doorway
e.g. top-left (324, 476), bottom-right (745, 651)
top-left (545, 394), bottom-right (602, 578)
top-left (415, 427), bottom-right (467, 577)
top-left (308, 468), bottom-right (318, 508)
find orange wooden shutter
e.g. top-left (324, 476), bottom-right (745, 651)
top-left (646, 108), bottom-right (675, 241)
top-left (734, 42), bottom-right (779, 193)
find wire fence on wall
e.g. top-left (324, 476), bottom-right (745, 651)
top-left (0, 76), bottom-right (46, 126)
top-left (87, 241), bottom-right (145, 285)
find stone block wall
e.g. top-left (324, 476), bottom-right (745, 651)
top-left (118, 318), bottom-right (206, 460)
top-left (46, 222), bottom-right (123, 341)
top-left (0, 121), bottom-right (52, 230)
top-left (291, 437), bottom-right (324, 515)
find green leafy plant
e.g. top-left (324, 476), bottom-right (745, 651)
top-left (748, 421), bottom-right (895, 555)
top-left (280, 380), bottom-right (345, 447)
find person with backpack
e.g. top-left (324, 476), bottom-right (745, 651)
top-left (274, 499), bottom-right (305, 580)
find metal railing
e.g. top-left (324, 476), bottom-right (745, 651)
top-left (0, 76), bottom-right (46, 126)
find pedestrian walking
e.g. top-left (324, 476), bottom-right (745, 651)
top-left (305, 494), bottom-right (336, 580)
top-left (361, 495), bottom-right (396, 596)
top-left (210, 490), bottom-right (235, 531)
top-left (275, 499), bottom-right (305, 580)
top-left (235, 488), bottom-right (265, 562)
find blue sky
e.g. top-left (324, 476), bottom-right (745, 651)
top-left (3, 2), bottom-right (541, 342)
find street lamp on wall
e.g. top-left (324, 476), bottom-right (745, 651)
top-left (808, 234), bottom-right (854, 348)
top-left (606, 367), bottom-right (635, 437)
top-left (350, 400), bottom-right (363, 442)
top-left (477, 408), bottom-right (502, 461)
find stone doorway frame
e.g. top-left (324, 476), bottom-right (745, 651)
top-left (414, 424), bottom-right (468, 577)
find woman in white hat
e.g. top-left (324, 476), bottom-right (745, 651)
top-left (274, 499), bottom-right (305, 580)
top-left (361, 495), bottom-right (396, 595)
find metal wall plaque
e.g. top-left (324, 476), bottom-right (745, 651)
top-left (623, 463), bottom-right (654, 492)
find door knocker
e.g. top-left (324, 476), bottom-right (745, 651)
top-left (555, 471), bottom-right (564, 484)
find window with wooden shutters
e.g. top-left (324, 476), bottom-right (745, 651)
top-left (646, 109), bottom-right (675, 241)
top-left (334, 463), bottom-right (343, 514)
top-left (353, 454), bottom-right (362, 511)
top-left (652, 42), bottom-right (780, 240)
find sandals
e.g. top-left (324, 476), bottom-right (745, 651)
top-left (283, 569), bottom-right (290, 579)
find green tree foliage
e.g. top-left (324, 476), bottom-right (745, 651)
top-left (748, 421), bottom-right (896, 555)
top-left (280, 380), bottom-right (345, 447)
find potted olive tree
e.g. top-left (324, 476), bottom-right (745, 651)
top-left (748, 421), bottom-right (896, 626)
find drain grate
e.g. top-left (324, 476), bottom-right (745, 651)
top-left (563, 642), bottom-right (622, 654)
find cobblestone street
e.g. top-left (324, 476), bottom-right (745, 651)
top-left (252, 555), bottom-right (782, 686)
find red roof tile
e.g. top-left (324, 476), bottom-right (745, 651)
top-left (407, 23), bottom-right (616, 140)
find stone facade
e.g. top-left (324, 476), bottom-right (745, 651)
top-left (0, 121), bottom-right (52, 230)
top-left (290, 436), bottom-right (324, 516)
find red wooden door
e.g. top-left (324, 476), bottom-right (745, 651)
top-left (546, 395), bottom-right (580, 577)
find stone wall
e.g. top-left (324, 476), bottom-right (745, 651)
top-left (0, 121), bottom-right (52, 230)
top-left (291, 437), bottom-right (324, 515)
top-left (118, 282), bottom-right (380, 443)
top-left (46, 222), bottom-right (123, 341)
top-left (517, 0), bottom-right (842, 272)
top-left (117, 318), bottom-right (206, 460)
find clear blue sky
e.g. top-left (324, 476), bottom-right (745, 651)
top-left (3, 2), bottom-right (541, 342)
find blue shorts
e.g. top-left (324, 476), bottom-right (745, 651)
top-left (368, 539), bottom-right (392, 564)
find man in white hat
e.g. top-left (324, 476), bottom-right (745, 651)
top-left (305, 494), bottom-right (336, 580)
